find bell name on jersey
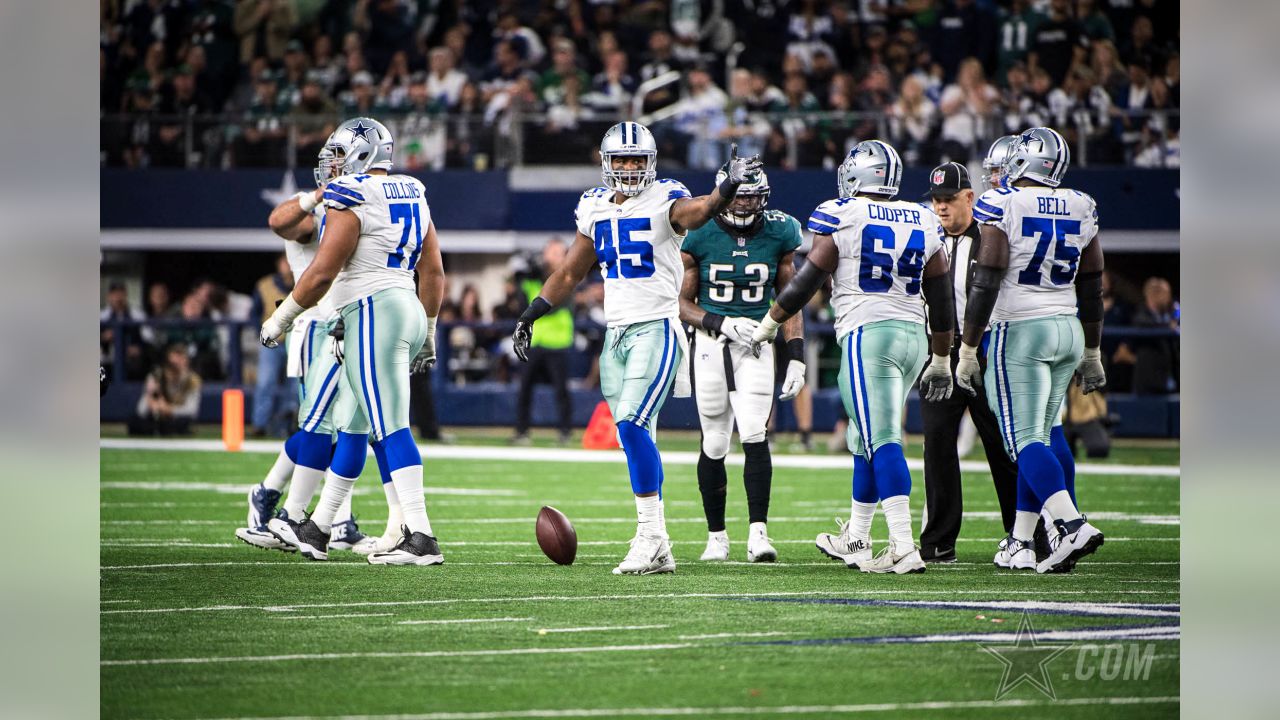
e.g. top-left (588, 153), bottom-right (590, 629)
top-left (681, 210), bottom-right (802, 321)
top-left (808, 196), bottom-right (946, 339)
top-left (574, 178), bottom-right (691, 327)
top-left (973, 185), bottom-right (1099, 323)
top-left (321, 173), bottom-right (432, 312)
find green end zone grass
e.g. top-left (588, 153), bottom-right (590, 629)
top-left (101, 446), bottom-right (1179, 719)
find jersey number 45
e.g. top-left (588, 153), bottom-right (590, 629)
top-left (594, 218), bottom-right (655, 279)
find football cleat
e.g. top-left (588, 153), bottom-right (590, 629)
top-left (993, 536), bottom-right (1037, 570)
top-left (815, 517), bottom-right (872, 569)
top-left (612, 534), bottom-right (675, 575)
top-left (859, 545), bottom-right (926, 574)
top-left (1037, 518), bottom-right (1104, 574)
top-left (699, 531), bottom-right (729, 562)
top-left (746, 523), bottom-right (777, 563)
top-left (267, 515), bottom-right (329, 561)
top-left (352, 526), bottom-right (400, 556)
top-left (367, 527), bottom-right (444, 566)
top-left (920, 545), bottom-right (957, 564)
top-left (328, 518), bottom-right (366, 551)
top-left (235, 525), bottom-right (293, 552)
top-left (246, 484), bottom-right (282, 529)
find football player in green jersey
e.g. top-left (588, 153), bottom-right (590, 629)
top-left (678, 168), bottom-right (806, 563)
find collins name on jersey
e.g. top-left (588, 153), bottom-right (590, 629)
top-left (321, 173), bottom-right (432, 312)
top-left (973, 185), bottom-right (1099, 322)
top-left (681, 210), bottom-right (802, 322)
top-left (575, 178), bottom-right (691, 327)
top-left (808, 196), bottom-right (946, 338)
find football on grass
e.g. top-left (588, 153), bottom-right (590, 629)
top-left (536, 506), bottom-right (577, 565)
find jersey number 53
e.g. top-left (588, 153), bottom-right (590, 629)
top-left (593, 218), bottom-right (655, 279)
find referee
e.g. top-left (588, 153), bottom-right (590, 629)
top-left (918, 162), bottom-right (1019, 563)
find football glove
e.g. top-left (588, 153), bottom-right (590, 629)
top-left (513, 319), bottom-right (533, 362)
top-left (329, 317), bottom-right (345, 365)
top-left (260, 295), bottom-right (304, 348)
top-left (778, 360), bottom-right (806, 401)
top-left (411, 317), bottom-right (437, 374)
top-left (1078, 347), bottom-right (1107, 394)
top-left (954, 343), bottom-right (982, 396)
top-left (749, 314), bottom-right (781, 358)
top-left (919, 354), bottom-right (954, 402)
top-left (725, 143), bottom-right (764, 184)
top-left (719, 316), bottom-right (760, 348)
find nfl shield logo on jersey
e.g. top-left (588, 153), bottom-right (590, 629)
top-left (737, 237), bottom-right (746, 247)
top-left (932, 169), bottom-right (946, 185)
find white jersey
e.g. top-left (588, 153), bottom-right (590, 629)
top-left (284, 204), bottom-right (333, 326)
top-left (574, 179), bottom-right (691, 327)
top-left (808, 196), bottom-right (946, 338)
top-left (321, 172), bottom-right (430, 312)
top-left (973, 185), bottom-right (1099, 323)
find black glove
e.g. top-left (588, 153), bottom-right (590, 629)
top-left (329, 317), bottom-right (346, 364)
top-left (513, 319), bottom-right (533, 363)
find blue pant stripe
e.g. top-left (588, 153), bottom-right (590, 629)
top-left (999, 324), bottom-right (1018, 456)
top-left (367, 298), bottom-right (387, 438)
top-left (300, 363), bottom-right (339, 431)
top-left (635, 320), bottom-right (674, 427)
top-left (855, 328), bottom-right (874, 456)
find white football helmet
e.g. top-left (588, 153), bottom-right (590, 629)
top-left (982, 135), bottom-right (1018, 189)
top-left (322, 117), bottom-right (394, 179)
top-left (600, 121), bottom-right (657, 196)
top-left (837, 140), bottom-right (902, 199)
top-left (714, 167), bottom-right (770, 229)
top-left (1005, 127), bottom-right (1070, 187)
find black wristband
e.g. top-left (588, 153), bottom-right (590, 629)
top-left (519, 296), bottom-right (552, 324)
top-left (700, 312), bottom-right (726, 333)
top-left (786, 338), bottom-right (805, 362)
top-left (717, 177), bottom-right (741, 199)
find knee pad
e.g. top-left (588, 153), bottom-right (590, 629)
top-left (701, 431), bottom-right (731, 460)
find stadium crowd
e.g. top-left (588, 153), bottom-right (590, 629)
top-left (100, 0), bottom-right (1179, 169)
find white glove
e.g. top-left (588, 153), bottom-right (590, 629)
top-left (719, 316), bottom-right (760, 348)
top-left (749, 314), bottom-right (781, 359)
top-left (954, 343), bottom-right (983, 396)
top-left (1078, 347), bottom-right (1106, 394)
top-left (411, 316), bottom-right (437, 374)
top-left (260, 295), bottom-right (304, 348)
top-left (919, 354), bottom-right (954, 402)
top-left (778, 359), bottom-right (806, 401)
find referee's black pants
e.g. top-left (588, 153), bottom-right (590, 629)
top-left (515, 346), bottom-right (572, 436)
top-left (919, 376), bottom-right (1019, 555)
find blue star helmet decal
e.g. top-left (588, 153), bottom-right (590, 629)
top-left (348, 120), bottom-right (373, 140)
top-left (1020, 130), bottom-right (1038, 147)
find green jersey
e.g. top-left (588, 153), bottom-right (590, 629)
top-left (681, 210), bottom-right (803, 321)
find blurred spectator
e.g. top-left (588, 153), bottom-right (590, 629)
top-left (129, 344), bottom-right (202, 437)
top-left (1077, 0), bottom-right (1116, 43)
top-left (101, 281), bottom-right (149, 380)
top-left (359, 0), bottom-right (415, 76)
top-left (1090, 39), bottom-right (1128, 98)
top-left (537, 38), bottom-right (590, 107)
top-left (249, 254), bottom-right (297, 437)
top-left (1028, 0), bottom-right (1086, 87)
top-left (378, 50), bottom-right (413, 108)
top-left (670, 63), bottom-right (730, 170)
top-left (148, 65), bottom-right (213, 167)
top-left (1065, 381), bottom-right (1112, 458)
top-left (638, 29), bottom-right (680, 111)
top-left (396, 76), bottom-right (447, 171)
top-left (494, 11), bottom-right (547, 69)
top-left (147, 282), bottom-right (174, 320)
top-left (997, 0), bottom-right (1046, 84)
top-left (341, 70), bottom-right (387, 116)
top-left (721, 69), bottom-right (772, 161)
top-left (514, 239), bottom-right (573, 446)
top-left (310, 34), bottom-right (342, 93)
top-left (291, 73), bottom-right (339, 165)
top-left (427, 47), bottom-right (468, 110)
top-left (234, 0), bottom-right (297, 65)
top-left (481, 40), bottom-right (525, 104)
top-left (889, 75), bottom-right (938, 165)
top-left (584, 50), bottom-right (636, 114)
top-left (1131, 276), bottom-right (1180, 394)
top-left (931, 0), bottom-right (997, 82)
top-left (938, 57), bottom-right (998, 162)
top-left (234, 69), bottom-right (290, 167)
top-left (189, 0), bottom-right (239, 107)
top-left (545, 74), bottom-right (595, 136)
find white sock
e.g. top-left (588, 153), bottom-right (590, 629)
top-left (382, 481), bottom-right (402, 535)
top-left (262, 450), bottom-right (295, 493)
top-left (1012, 510), bottom-right (1039, 543)
top-left (880, 495), bottom-right (915, 556)
top-left (334, 491), bottom-right (353, 525)
top-left (283, 465), bottom-right (326, 521)
top-left (636, 494), bottom-right (663, 537)
top-left (1040, 507), bottom-right (1055, 528)
top-left (848, 499), bottom-right (877, 543)
top-left (310, 471), bottom-right (357, 533)
top-left (1042, 490), bottom-right (1082, 524)
top-left (391, 465), bottom-right (433, 536)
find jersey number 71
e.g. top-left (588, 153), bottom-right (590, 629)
top-left (387, 202), bottom-right (424, 270)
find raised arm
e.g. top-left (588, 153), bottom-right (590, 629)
top-left (754, 233), bottom-right (839, 347)
top-left (668, 146), bottom-right (762, 233)
top-left (258, 207), bottom-right (360, 347)
top-left (511, 230), bottom-right (599, 361)
top-left (1075, 233), bottom-right (1107, 393)
top-left (268, 187), bottom-right (322, 241)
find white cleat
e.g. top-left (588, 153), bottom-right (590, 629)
top-left (1037, 519), bottom-right (1104, 574)
top-left (815, 517), bottom-right (872, 569)
top-left (235, 526), bottom-right (293, 552)
top-left (612, 534), bottom-right (676, 575)
top-left (993, 536), bottom-right (1037, 570)
top-left (859, 545), bottom-right (927, 574)
top-left (699, 531), bottom-right (730, 562)
top-left (746, 522), bottom-right (778, 563)
top-left (352, 526), bottom-right (402, 556)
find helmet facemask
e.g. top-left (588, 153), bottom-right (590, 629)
top-left (722, 191), bottom-right (768, 228)
top-left (314, 148), bottom-right (339, 188)
top-left (602, 152), bottom-right (656, 196)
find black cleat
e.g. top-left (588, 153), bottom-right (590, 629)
top-left (268, 515), bottom-right (330, 561)
top-left (367, 526), bottom-right (444, 566)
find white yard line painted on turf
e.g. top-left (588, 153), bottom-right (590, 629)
top-left (272, 613), bottom-right (396, 620)
top-left (99, 590), bottom-right (1177, 616)
top-left (100, 438), bottom-right (1180, 477)
top-left (678, 631), bottom-right (793, 640)
top-left (398, 617), bottom-right (532, 626)
top-left (531, 625), bottom-right (670, 634)
top-left (103, 642), bottom-right (700, 666)
top-left (872, 600), bottom-right (1179, 618)
top-left (100, 600), bottom-right (140, 604)
top-left (102, 542), bottom-right (236, 548)
top-left (101, 480), bottom-right (522, 497)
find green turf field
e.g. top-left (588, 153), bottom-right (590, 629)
top-left (100, 437), bottom-right (1179, 719)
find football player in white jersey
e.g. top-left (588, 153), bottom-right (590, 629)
top-left (236, 147), bottom-right (407, 556)
top-left (512, 121), bottom-right (762, 575)
top-left (261, 117), bottom-right (447, 566)
top-left (958, 127), bottom-right (1106, 574)
top-left (753, 140), bottom-right (956, 574)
